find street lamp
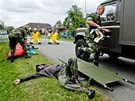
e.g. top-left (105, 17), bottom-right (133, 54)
top-left (85, 0), bottom-right (87, 15)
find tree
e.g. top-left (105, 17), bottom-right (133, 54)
top-left (0, 25), bottom-right (4, 30)
top-left (53, 20), bottom-right (64, 32)
top-left (6, 26), bottom-right (14, 32)
top-left (63, 4), bottom-right (85, 34)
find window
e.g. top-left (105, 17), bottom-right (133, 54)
top-left (101, 3), bottom-right (116, 21)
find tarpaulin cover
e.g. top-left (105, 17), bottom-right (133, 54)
top-left (8, 44), bottom-right (24, 58)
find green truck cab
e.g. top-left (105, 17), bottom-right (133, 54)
top-left (74, 0), bottom-right (135, 60)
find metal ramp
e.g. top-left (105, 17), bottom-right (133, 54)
top-left (77, 59), bottom-right (134, 91)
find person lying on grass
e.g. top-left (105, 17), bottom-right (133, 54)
top-left (13, 57), bottom-right (95, 99)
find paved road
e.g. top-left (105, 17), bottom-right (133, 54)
top-left (31, 38), bottom-right (76, 64)
top-left (31, 38), bottom-right (135, 101)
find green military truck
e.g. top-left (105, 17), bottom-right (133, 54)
top-left (74, 0), bottom-right (135, 61)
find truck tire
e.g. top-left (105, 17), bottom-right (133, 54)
top-left (75, 39), bottom-right (90, 61)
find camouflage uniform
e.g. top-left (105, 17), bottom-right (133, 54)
top-left (82, 12), bottom-right (101, 66)
top-left (8, 27), bottom-right (29, 61)
top-left (58, 58), bottom-right (85, 91)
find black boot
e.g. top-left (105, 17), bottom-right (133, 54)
top-left (94, 62), bottom-right (99, 67)
top-left (86, 90), bottom-right (95, 99)
top-left (11, 56), bottom-right (14, 62)
top-left (48, 42), bottom-right (52, 44)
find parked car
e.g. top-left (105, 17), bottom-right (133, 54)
top-left (0, 30), bottom-right (8, 35)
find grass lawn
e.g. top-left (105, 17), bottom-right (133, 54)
top-left (0, 42), bottom-right (110, 101)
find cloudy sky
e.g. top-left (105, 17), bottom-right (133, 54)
top-left (0, 0), bottom-right (105, 28)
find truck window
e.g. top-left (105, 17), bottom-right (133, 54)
top-left (101, 3), bottom-right (116, 22)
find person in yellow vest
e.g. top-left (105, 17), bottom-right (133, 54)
top-left (48, 29), bottom-right (59, 44)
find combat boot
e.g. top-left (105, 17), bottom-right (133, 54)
top-left (48, 42), bottom-right (52, 44)
top-left (94, 62), bottom-right (99, 67)
top-left (24, 54), bottom-right (31, 58)
top-left (86, 90), bottom-right (95, 99)
top-left (11, 56), bottom-right (14, 62)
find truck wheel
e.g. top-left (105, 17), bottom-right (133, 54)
top-left (108, 53), bottom-right (120, 59)
top-left (75, 39), bottom-right (90, 61)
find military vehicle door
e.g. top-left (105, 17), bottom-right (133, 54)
top-left (119, 0), bottom-right (135, 46)
top-left (100, 1), bottom-right (121, 52)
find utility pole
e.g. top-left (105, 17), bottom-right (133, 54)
top-left (0, 2), bottom-right (1, 20)
top-left (85, 0), bottom-right (87, 15)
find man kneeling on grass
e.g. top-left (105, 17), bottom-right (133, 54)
top-left (13, 57), bottom-right (95, 99)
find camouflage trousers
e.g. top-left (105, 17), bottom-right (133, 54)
top-left (83, 37), bottom-right (100, 65)
top-left (8, 33), bottom-right (27, 57)
top-left (58, 57), bottom-right (87, 92)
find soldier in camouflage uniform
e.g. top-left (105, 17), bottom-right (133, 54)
top-left (8, 25), bottom-right (31, 62)
top-left (13, 57), bottom-right (95, 99)
top-left (79, 5), bottom-right (110, 66)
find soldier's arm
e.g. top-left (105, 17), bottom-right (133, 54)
top-left (19, 28), bottom-right (27, 44)
top-left (86, 15), bottom-right (102, 30)
top-left (103, 29), bottom-right (110, 33)
top-left (87, 21), bottom-right (102, 31)
top-left (87, 20), bottom-right (102, 30)
top-left (13, 73), bottom-right (44, 85)
top-left (20, 28), bottom-right (27, 40)
top-left (87, 19), bottom-right (110, 32)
